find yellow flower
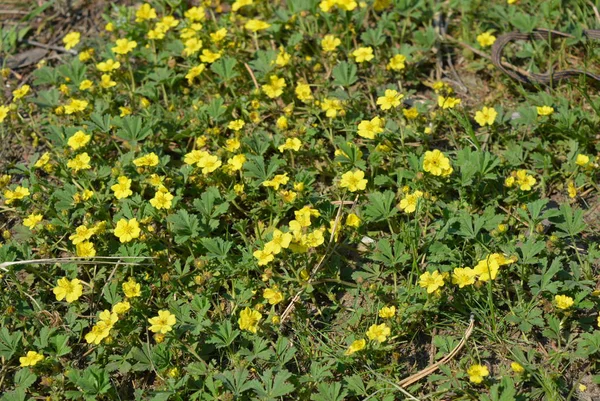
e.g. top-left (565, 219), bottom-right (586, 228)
top-left (238, 307), bottom-right (262, 333)
top-left (344, 339), bottom-right (366, 355)
top-left (245, 19), bottom-right (271, 32)
top-left (474, 106), bottom-right (497, 126)
top-left (263, 287), bottom-right (284, 305)
top-left (12, 85), bottom-right (30, 100)
top-left (537, 105), bottom-right (554, 116)
top-left (68, 131), bottom-right (91, 150)
top-left (97, 59), bottom-right (121, 72)
top-left (0, 105), bottom-right (9, 123)
top-left (150, 189), bottom-right (174, 210)
top-left (467, 364), bottom-right (489, 384)
top-left (379, 306), bottom-right (396, 319)
top-left (321, 98), bottom-right (344, 118)
top-left (321, 35), bottom-right (341, 52)
top-left (148, 310), bottom-right (177, 334)
top-left (262, 75), bottom-right (286, 99)
top-left (123, 277), bottom-right (141, 298)
top-left (511, 362), bottom-right (525, 374)
top-left (476, 31), bottom-right (496, 47)
top-left (295, 83), bottom-right (313, 103)
top-left (438, 95), bottom-right (461, 109)
top-left (383, 54), bottom-right (406, 73)
top-left (67, 152), bottom-right (91, 172)
top-left (112, 38), bottom-right (137, 55)
top-left (111, 176), bottom-right (133, 199)
top-left (555, 294), bottom-right (574, 310)
top-left (197, 154), bottom-right (222, 175)
top-left (64, 98), bottom-right (88, 114)
top-left (423, 149), bottom-right (452, 176)
top-left (210, 28), bottom-right (227, 43)
top-left (253, 249), bottom-right (274, 266)
top-left (112, 301), bottom-right (131, 314)
top-left (105, 22), bottom-right (114, 32)
top-left (119, 106), bottom-right (131, 117)
top-left (228, 119), bottom-right (245, 131)
top-left (227, 154), bottom-right (246, 172)
top-left (183, 38), bottom-right (203, 56)
top-left (133, 153), bottom-right (159, 167)
top-left (452, 267), bottom-right (476, 288)
top-left (53, 277), bottom-right (83, 303)
top-left (4, 185), bottom-right (30, 204)
top-left (377, 89), bottom-right (403, 110)
top-left (78, 49), bottom-right (94, 62)
top-left (76, 241), bottom-right (96, 258)
top-left (264, 229), bottom-right (293, 255)
top-left (339, 170), bottom-right (367, 192)
top-left (69, 225), bottom-right (96, 245)
top-left (275, 47), bottom-right (291, 67)
top-left (114, 218), bottom-right (141, 243)
top-left (263, 173), bottom-right (290, 190)
top-left (515, 170), bottom-right (536, 191)
top-left (278, 138), bottom-right (302, 152)
top-left (345, 213), bottom-right (361, 228)
top-left (232, 0), bottom-right (253, 11)
top-left (357, 116), bottom-right (384, 139)
top-left (352, 46), bottom-right (374, 63)
top-left (23, 213), bottom-right (43, 229)
top-left (419, 271), bottom-right (445, 293)
top-left (403, 107), bottom-right (418, 119)
top-left (135, 3), bottom-right (157, 22)
top-left (63, 32), bottom-right (81, 50)
top-left (34, 152), bottom-right (50, 168)
top-left (576, 154), bottom-right (590, 166)
top-left (85, 322), bottom-right (111, 345)
top-left (79, 80), bottom-right (93, 91)
top-left (366, 323), bottom-right (391, 343)
top-left (19, 351), bottom-right (44, 367)
top-left (398, 190), bottom-right (423, 214)
top-left (473, 253), bottom-right (514, 281)
top-left (276, 116), bottom-right (288, 130)
top-left (186, 64), bottom-right (206, 84)
top-left (184, 6), bottom-right (206, 21)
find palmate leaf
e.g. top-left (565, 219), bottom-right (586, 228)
top-left (363, 191), bottom-right (398, 222)
top-left (251, 368), bottom-right (296, 400)
top-left (332, 61), bottom-right (358, 87)
top-left (167, 209), bottom-right (201, 244)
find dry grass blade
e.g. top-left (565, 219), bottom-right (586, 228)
top-left (398, 314), bottom-right (475, 388)
top-left (0, 256), bottom-right (154, 272)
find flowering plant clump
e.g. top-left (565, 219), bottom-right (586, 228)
top-left (1, 1), bottom-right (600, 399)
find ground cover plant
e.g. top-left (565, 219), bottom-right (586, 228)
top-left (1, 0), bottom-right (600, 399)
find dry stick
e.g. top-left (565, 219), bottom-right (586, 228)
top-left (26, 40), bottom-right (77, 55)
top-left (244, 63), bottom-right (260, 91)
top-left (398, 314), bottom-right (475, 388)
top-left (0, 256), bottom-right (153, 272)
top-left (280, 195), bottom-right (359, 324)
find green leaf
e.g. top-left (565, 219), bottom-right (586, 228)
top-left (370, 238), bottom-right (410, 266)
top-left (207, 321), bottom-right (239, 349)
top-left (113, 115), bottom-right (152, 145)
top-left (456, 211), bottom-right (485, 239)
top-left (14, 369), bottom-right (37, 389)
top-left (0, 327), bottom-right (22, 359)
top-left (167, 210), bottom-right (200, 244)
top-left (200, 237), bottom-right (232, 259)
top-left (310, 382), bottom-right (347, 401)
top-left (555, 203), bottom-right (586, 238)
top-left (211, 57), bottom-right (239, 82)
top-left (363, 191), bottom-right (398, 222)
top-left (251, 368), bottom-right (296, 400)
top-left (332, 61), bottom-right (358, 87)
